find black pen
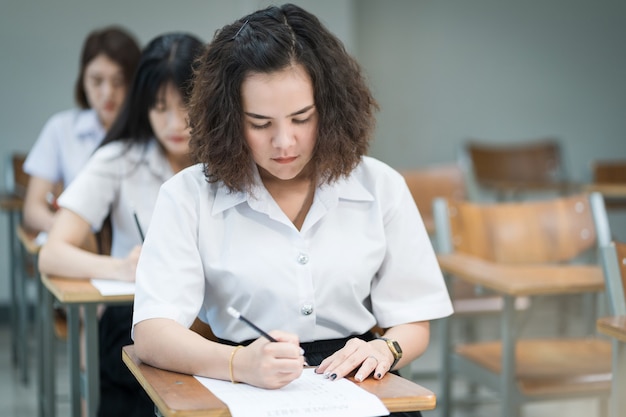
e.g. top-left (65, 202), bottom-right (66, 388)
top-left (227, 306), bottom-right (307, 363)
top-left (132, 210), bottom-right (145, 242)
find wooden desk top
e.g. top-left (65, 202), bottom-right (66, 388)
top-left (597, 316), bottom-right (626, 343)
top-left (122, 345), bottom-right (436, 417)
top-left (41, 273), bottom-right (134, 304)
top-left (437, 253), bottom-right (604, 296)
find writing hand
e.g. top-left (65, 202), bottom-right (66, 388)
top-left (232, 330), bottom-right (305, 389)
top-left (117, 244), bottom-right (142, 282)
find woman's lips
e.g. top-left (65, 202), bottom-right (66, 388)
top-left (169, 136), bottom-right (187, 143)
top-left (273, 156), bottom-right (297, 164)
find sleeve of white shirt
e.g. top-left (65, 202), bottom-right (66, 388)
top-left (56, 142), bottom-right (122, 231)
top-left (369, 169), bottom-right (454, 327)
top-left (132, 171), bottom-right (206, 336)
top-left (23, 112), bottom-right (67, 183)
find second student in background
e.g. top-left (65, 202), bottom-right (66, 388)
top-left (38, 32), bottom-right (205, 417)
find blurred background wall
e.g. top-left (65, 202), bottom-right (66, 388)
top-left (1, 0), bottom-right (624, 306)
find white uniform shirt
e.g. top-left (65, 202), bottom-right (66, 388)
top-left (133, 156), bottom-right (453, 343)
top-left (58, 139), bottom-right (174, 258)
top-left (24, 109), bottom-right (105, 186)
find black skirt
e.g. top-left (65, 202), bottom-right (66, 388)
top-left (98, 305), bottom-right (153, 417)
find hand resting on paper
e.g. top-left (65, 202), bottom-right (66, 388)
top-left (314, 337), bottom-right (394, 383)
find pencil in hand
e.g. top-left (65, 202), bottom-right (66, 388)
top-left (227, 306), bottom-right (308, 363)
top-left (227, 306), bottom-right (278, 342)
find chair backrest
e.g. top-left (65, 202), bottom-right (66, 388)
top-left (5, 153), bottom-right (29, 198)
top-left (401, 164), bottom-right (466, 234)
top-left (460, 138), bottom-right (567, 200)
top-left (591, 159), bottom-right (626, 184)
top-left (435, 193), bottom-right (596, 264)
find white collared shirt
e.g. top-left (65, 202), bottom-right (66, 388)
top-left (58, 139), bottom-right (174, 258)
top-left (24, 109), bottom-right (105, 186)
top-left (132, 156), bottom-right (453, 342)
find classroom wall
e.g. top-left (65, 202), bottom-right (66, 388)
top-left (1, 0), bottom-right (625, 306)
top-left (357, 0), bottom-right (626, 176)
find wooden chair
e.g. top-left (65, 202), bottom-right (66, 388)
top-left (401, 164), bottom-right (531, 386)
top-left (434, 193), bottom-right (611, 417)
top-left (400, 163), bottom-right (467, 235)
top-left (590, 159), bottom-right (626, 209)
top-left (459, 138), bottom-right (577, 201)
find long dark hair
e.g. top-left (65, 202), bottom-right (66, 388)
top-left (101, 32), bottom-right (204, 148)
top-left (74, 26), bottom-right (141, 109)
top-left (189, 3), bottom-right (378, 192)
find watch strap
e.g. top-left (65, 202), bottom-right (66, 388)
top-left (377, 337), bottom-right (402, 370)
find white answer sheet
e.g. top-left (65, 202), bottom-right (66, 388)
top-left (195, 368), bottom-right (390, 417)
top-left (90, 279), bottom-right (135, 296)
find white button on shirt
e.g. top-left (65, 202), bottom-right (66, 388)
top-left (58, 139), bottom-right (174, 258)
top-left (24, 109), bottom-right (105, 186)
top-left (132, 157), bottom-right (453, 343)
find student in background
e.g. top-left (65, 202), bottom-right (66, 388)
top-left (23, 26), bottom-right (141, 234)
top-left (38, 32), bottom-right (205, 417)
top-left (132, 5), bottom-right (452, 417)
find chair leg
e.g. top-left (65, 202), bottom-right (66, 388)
top-left (439, 315), bottom-right (452, 417)
top-left (500, 296), bottom-right (517, 417)
top-left (459, 317), bottom-right (479, 414)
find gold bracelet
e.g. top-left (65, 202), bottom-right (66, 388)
top-left (229, 345), bottom-right (244, 383)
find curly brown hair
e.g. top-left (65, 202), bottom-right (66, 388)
top-left (188, 3), bottom-right (378, 192)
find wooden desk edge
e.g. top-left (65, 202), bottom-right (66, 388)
top-left (437, 253), bottom-right (604, 297)
top-left (596, 315), bottom-right (626, 343)
top-left (16, 224), bottom-right (41, 255)
top-left (122, 345), bottom-right (436, 417)
top-left (41, 273), bottom-right (134, 304)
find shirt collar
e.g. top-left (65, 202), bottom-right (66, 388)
top-left (124, 139), bottom-right (174, 182)
top-left (75, 109), bottom-right (105, 140)
top-left (211, 162), bottom-right (374, 216)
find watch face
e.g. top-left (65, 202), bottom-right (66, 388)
top-left (391, 340), bottom-right (402, 355)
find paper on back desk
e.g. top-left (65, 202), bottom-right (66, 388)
top-left (195, 367), bottom-right (389, 417)
top-left (90, 279), bottom-right (135, 296)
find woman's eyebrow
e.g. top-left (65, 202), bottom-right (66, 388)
top-left (244, 104), bottom-right (315, 120)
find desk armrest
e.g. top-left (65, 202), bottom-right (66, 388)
top-left (437, 253), bottom-right (604, 297)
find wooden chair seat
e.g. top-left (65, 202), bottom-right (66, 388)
top-left (457, 339), bottom-right (611, 381)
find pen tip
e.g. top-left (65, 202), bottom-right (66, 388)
top-left (226, 306), bottom-right (240, 319)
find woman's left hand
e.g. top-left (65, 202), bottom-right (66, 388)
top-left (314, 338), bottom-right (393, 382)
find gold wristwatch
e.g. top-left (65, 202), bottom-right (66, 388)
top-left (378, 338), bottom-right (402, 370)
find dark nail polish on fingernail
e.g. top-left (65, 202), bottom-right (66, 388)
top-left (376, 373), bottom-right (382, 379)
top-left (330, 373), bottom-right (337, 381)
